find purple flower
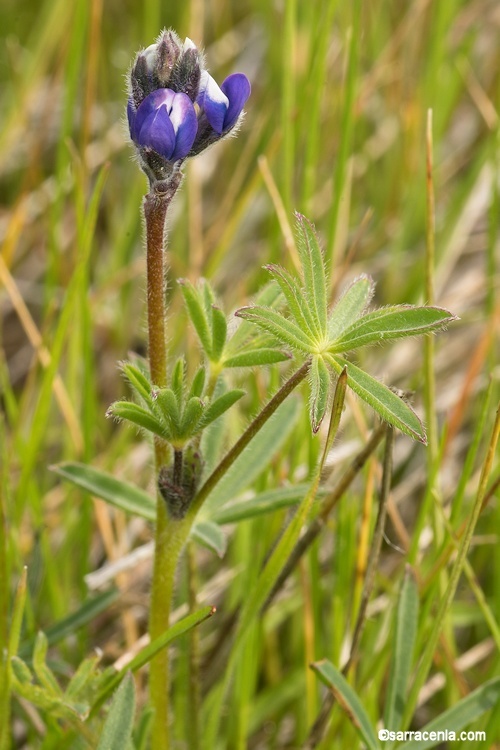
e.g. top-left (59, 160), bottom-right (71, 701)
top-left (128, 89), bottom-right (197, 162)
top-left (127, 30), bottom-right (251, 183)
top-left (196, 71), bottom-right (251, 135)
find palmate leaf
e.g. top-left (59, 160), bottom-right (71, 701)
top-left (235, 305), bottom-right (313, 352)
top-left (330, 305), bottom-right (456, 353)
top-left (295, 213), bottom-right (328, 337)
top-left (327, 274), bottom-right (374, 339)
top-left (327, 355), bottom-right (426, 443)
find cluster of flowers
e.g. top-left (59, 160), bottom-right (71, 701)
top-left (127, 30), bottom-right (251, 182)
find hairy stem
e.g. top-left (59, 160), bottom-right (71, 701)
top-left (145, 174), bottom-right (182, 750)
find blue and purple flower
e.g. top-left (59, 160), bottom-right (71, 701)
top-left (127, 31), bottom-right (251, 183)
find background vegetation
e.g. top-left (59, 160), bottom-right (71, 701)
top-left (1, 0), bottom-right (499, 747)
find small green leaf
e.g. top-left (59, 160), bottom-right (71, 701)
top-left (33, 631), bottom-right (62, 696)
top-left (328, 355), bottom-right (426, 443)
top-left (96, 672), bottom-right (136, 750)
top-left (191, 520), bottom-right (226, 557)
top-left (151, 388), bottom-right (180, 434)
top-left (309, 355), bottom-right (331, 433)
top-left (384, 566), bottom-right (419, 732)
top-left (223, 348), bottom-right (291, 368)
top-left (108, 401), bottom-right (167, 439)
top-left (330, 305), bottom-right (456, 353)
top-left (398, 677), bottom-right (500, 749)
top-left (171, 357), bottom-right (185, 404)
top-left (328, 274), bottom-right (374, 339)
top-left (295, 213), bottom-right (328, 337)
top-left (200, 390), bottom-right (245, 429)
top-left (10, 656), bottom-right (32, 685)
top-left (179, 279), bottom-right (212, 355)
top-left (189, 366), bottom-right (206, 398)
top-left (265, 264), bottom-right (317, 336)
top-left (51, 463), bottom-right (155, 521)
top-left (179, 397), bottom-right (204, 437)
top-left (202, 279), bottom-right (216, 316)
top-left (211, 305), bottom-right (227, 362)
top-left (311, 660), bottom-right (379, 750)
top-left (120, 363), bottom-right (153, 405)
top-left (235, 306), bottom-right (313, 352)
top-left (65, 653), bottom-right (102, 700)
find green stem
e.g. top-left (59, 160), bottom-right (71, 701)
top-left (145, 174), bottom-right (183, 750)
top-left (149, 360), bottom-right (310, 747)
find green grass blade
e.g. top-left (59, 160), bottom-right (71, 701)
top-left (93, 607), bottom-right (216, 712)
top-left (328, 356), bottom-right (426, 443)
top-left (8, 567), bottom-right (28, 658)
top-left (310, 660), bottom-right (379, 750)
top-left (398, 677), bottom-right (500, 750)
top-left (51, 462), bottom-right (156, 521)
top-left (96, 672), bottom-right (136, 750)
top-left (20, 590), bottom-right (120, 656)
top-left (384, 566), bottom-right (419, 732)
top-left (401, 406), bottom-right (500, 729)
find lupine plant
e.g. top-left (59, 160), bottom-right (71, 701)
top-left (6, 18), bottom-right (500, 750)
top-left (107, 28), bottom-right (454, 748)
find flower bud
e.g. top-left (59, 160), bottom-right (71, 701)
top-left (127, 28), bottom-right (251, 184)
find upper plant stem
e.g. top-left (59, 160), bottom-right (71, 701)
top-left (144, 179), bottom-right (180, 389)
top-left (144, 174), bottom-right (182, 750)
